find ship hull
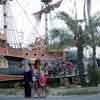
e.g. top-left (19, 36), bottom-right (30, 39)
top-left (0, 74), bottom-right (24, 82)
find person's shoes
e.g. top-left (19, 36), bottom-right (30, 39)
top-left (25, 97), bottom-right (31, 99)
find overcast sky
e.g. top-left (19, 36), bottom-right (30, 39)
top-left (0, 0), bottom-right (100, 47)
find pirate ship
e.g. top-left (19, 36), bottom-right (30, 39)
top-left (0, 0), bottom-right (63, 82)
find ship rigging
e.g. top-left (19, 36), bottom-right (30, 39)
top-left (0, 0), bottom-right (63, 82)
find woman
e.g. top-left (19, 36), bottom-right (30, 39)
top-left (31, 59), bottom-right (40, 97)
top-left (22, 59), bottom-right (33, 98)
top-left (32, 59), bottom-right (47, 97)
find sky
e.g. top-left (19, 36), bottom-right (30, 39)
top-left (0, 0), bottom-right (100, 47)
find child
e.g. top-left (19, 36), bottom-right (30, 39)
top-left (38, 71), bottom-right (48, 96)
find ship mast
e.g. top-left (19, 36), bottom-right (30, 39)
top-left (0, 0), bottom-right (13, 47)
top-left (33, 0), bottom-right (63, 47)
top-left (41, 0), bottom-right (52, 46)
top-left (3, 0), bottom-right (7, 36)
top-left (0, 0), bottom-right (6, 47)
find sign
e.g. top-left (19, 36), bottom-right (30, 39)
top-left (0, 57), bottom-right (8, 68)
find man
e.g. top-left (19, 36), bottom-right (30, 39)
top-left (22, 59), bottom-right (33, 98)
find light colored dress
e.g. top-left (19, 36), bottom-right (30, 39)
top-left (32, 68), bottom-right (40, 97)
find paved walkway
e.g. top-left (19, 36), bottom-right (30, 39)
top-left (0, 94), bottom-right (100, 100)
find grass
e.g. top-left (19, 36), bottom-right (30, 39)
top-left (58, 90), bottom-right (100, 96)
top-left (47, 86), bottom-right (100, 96)
top-left (0, 86), bottom-right (100, 96)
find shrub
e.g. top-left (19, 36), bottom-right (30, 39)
top-left (97, 68), bottom-right (100, 83)
top-left (87, 65), bottom-right (99, 86)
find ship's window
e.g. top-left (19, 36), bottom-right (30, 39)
top-left (4, 25), bottom-right (7, 29)
top-left (34, 53), bottom-right (37, 56)
top-left (25, 53), bottom-right (28, 56)
top-left (41, 54), bottom-right (44, 56)
top-left (4, 13), bottom-right (7, 16)
top-left (38, 47), bottom-right (40, 50)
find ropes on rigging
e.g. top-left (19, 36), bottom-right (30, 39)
top-left (6, 1), bottom-right (21, 48)
top-left (15, 0), bottom-right (41, 36)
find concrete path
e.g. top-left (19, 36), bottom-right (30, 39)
top-left (0, 94), bottom-right (100, 100)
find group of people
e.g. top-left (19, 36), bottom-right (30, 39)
top-left (22, 58), bottom-right (74, 98)
top-left (22, 59), bottom-right (48, 98)
top-left (43, 61), bottom-right (73, 77)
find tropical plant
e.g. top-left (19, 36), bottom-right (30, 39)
top-left (50, 9), bottom-right (100, 86)
top-left (84, 12), bottom-right (100, 46)
top-left (50, 28), bottom-right (74, 46)
top-left (49, 11), bottom-right (86, 86)
top-left (48, 0), bottom-right (100, 86)
top-left (87, 64), bottom-right (98, 86)
top-left (85, 0), bottom-right (100, 86)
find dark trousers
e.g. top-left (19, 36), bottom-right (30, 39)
top-left (24, 82), bottom-right (31, 98)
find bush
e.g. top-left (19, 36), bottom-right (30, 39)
top-left (47, 78), bottom-right (61, 87)
top-left (97, 68), bottom-right (100, 83)
top-left (87, 65), bottom-right (99, 86)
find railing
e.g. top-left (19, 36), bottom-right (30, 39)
top-left (0, 48), bottom-right (24, 58)
top-left (0, 48), bottom-right (7, 56)
top-left (7, 48), bottom-right (23, 58)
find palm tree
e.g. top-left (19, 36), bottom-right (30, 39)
top-left (50, 9), bottom-right (100, 86)
top-left (50, 11), bottom-right (86, 86)
top-left (84, 11), bottom-right (100, 46)
top-left (85, 0), bottom-right (100, 86)
top-left (50, 28), bottom-right (74, 47)
top-left (86, 0), bottom-right (96, 68)
top-left (86, 0), bottom-right (100, 67)
top-left (47, 30), bottom-right (73, 50)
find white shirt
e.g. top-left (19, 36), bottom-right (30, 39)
top-left (22, 59), bottom-right (31, 72)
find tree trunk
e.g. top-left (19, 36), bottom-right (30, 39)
top-left (92, 33), bottom-right (96, 67)
top-left (89, 20), bottom-right (98, 86)
top-left (77, 44), bottom-right (86, 86)
top-left (86, 0), bottom-right (98, 86)
top-left (77, 26), bottom-right (86, 86)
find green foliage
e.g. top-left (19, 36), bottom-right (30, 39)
top-left (50, 28), bottom-right (73, 46)
top-left (46, 42), bottom-right (75, 51)
top-left (49, 10), bottom-right (100, 87)
top-left (47, 79), bottom-right (60, 88)
top-left (97, 68), bottom-right (100, 83)
top-left (56, 12), bottom-right (78, 35)
top-left (88, 65), bottom-right (99, 86)
top-left (56, 11), bottom-right (100, 46)
top-left (0, 82), bottom-right (15, 88)
top-left (50, 11), bottom-right (86, 86)
top-left (47, 43), bottom-right (64, 49)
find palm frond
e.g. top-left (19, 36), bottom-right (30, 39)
top-left (49, 27), bottom-right (74, 47)
top-left (56, 11), bottom-right (78, 34)
top-left (50, 28), bottom-right (73, 40)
